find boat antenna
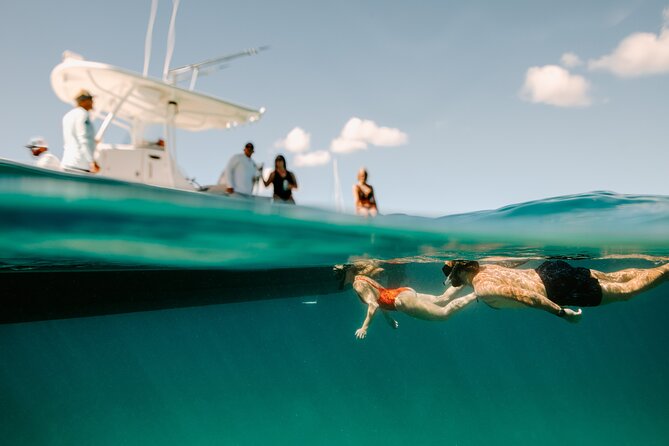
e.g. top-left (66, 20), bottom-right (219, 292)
top-left (162, 0), bottom-right (181, 81)
top-left (167, 46), bottom-right (269, 89)
top-left (143, 0), bottom-right (159, 76)
top-left (333, 157), bottom-right (344, 212)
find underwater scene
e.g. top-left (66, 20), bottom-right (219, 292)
top-left (1, 162), bottom-right (669, 445)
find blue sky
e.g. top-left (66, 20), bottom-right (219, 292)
top-left (1, 0), bottom-right (668, 216)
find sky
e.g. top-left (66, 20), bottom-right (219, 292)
top-left (1, 0), bottom-right (668, 216)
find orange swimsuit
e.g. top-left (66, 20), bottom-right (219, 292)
top-left (355, 276), bottom-right (411, 311)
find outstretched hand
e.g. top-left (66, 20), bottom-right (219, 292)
top-left (355, 328), bottom-right (367, 339)
top-left (562, 308), bottom-right (583, 323)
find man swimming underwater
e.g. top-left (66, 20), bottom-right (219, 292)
top-left (442, 259), bottom-right (669, 315)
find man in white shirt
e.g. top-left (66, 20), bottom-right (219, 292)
top-left (61, 89), bottom-right (99, 173)
top-left (25, 137), bottom-right (61, 170)
top-left (219, 142), bottom-right (260, 195)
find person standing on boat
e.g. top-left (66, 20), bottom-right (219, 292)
top-left (263, 155), bottom-right (298, 204)
top-left (61, 90), bottom-right (99, 173)
top-left (353, 168), bottom-right (378, 217)
top-left (25, 137), bottom-right (61, 170)
top-left (219, 142), bottom-right (260, 195)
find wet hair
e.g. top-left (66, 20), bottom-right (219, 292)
top-left (275, 155), bottom-right (287, 169)
top-left (443, 260), bottom-right (480, 287)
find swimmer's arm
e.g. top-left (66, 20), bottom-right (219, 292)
top-left (381, 310), bottom-right (399, 329)
top-left (440, 292), bottom-right (478, 318)
top-left (435, 285), bottom-right (470, 305)
top-left (480, 286), bottom-right (582, 323)
top-left (355, 303), bottom-right (379, 339)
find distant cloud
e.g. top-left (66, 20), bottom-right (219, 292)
top-left (520, 65), bottom-right (591, 107)
top-left (330, 137), bottom-right (367, 154)
top-left (276, 117), bottom-right (407, 168)
top-left (589, 9), bottom-right (669, 77)
top-left (275, 127), bottom-right (310, 153)
top-left (330, 117), bottom-right (408, 153)
top-left (560, 52), bottom-right (582, 68)
top-left (294, 150), bottom-right (331, 167)
top-left (341, 117), bottom-right (408, 146)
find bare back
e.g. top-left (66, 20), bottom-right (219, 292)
top-left (471, 265), bottom-right (547, 309)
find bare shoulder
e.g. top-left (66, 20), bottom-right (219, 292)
top-left (473, 265), bottom-right (542, 297)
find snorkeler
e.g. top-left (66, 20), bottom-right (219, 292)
top-left (441, 259), bottom-right (669, 317)
top-left (352, 275), bottom-right (476, 339)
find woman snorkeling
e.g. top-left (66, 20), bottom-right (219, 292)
top-left (352, 275), bottom-right (475, 339)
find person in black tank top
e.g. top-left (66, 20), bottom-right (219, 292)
top-left (263, 155), bottom-right (298, 203)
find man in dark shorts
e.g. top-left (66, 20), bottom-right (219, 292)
top-left (439, 259), bottom-right (669, 322)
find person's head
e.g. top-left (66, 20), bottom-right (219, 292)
top-left (25, 136), bottom-right (48, 157)
top-left (352, 275), bottom-right (381, 305)
top-left (333, 260), bottom-right (384, 290)
top-left (442, 260), bottom-right (480, 287)
top-left (74, 89), bottom-right (94, 111)
top-left (244, 142), bottom-right (254, 157)
top-left (357, 167), bottom-right (368, 183)
top-left (274, 155), bottom-right (286, 170)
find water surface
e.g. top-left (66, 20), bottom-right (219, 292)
top-left (1, 161), bottom-right (668, 445)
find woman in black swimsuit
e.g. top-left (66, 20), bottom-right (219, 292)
top-left (263, 155), bottom-right (298, 204)
top-left (353, 168), bottom-right (378, 217)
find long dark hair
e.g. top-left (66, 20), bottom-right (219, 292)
top-left (275, 155), bottom-right (287, 170)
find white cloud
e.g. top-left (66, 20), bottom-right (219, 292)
top-left (520, 65), bottom-right (591, 107)
top-left (560, 52), bottom-right (582, 68)
top-left (294, 150), bottom-right (331, 167)
top-left (330, 137), bottom-right (367, 154)
top-left (340, 117), bottom-right (408, 146)
top-left (589, 12), bottom-right (669, 77)
top-left (589, 29), bottom-right (669, 77)
top-left (275, 127), bottom-right (310, 153)
top-left (329, 117), bottom-right (407, 154)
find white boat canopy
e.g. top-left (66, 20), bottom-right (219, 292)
top-left (51, 54), bottom-right (264, 132)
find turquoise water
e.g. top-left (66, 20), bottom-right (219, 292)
top-left (1, 161), bottom-right (669, 445)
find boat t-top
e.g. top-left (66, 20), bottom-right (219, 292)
top-left (49, 50), bottom-right (266, 191)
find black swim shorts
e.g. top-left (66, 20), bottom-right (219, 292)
top-left (535, 260), bottom-right (603, 307)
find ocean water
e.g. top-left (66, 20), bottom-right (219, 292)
top-left (1, 161), bottom-right (669, 445)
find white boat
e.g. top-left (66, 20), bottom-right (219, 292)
top-left (47, 51), bottom-right (265, 192)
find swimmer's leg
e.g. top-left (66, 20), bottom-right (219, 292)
top-left (598, 264), bottom-right (669, 304)
top-left (381, 310), bottom-right (399, 329)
